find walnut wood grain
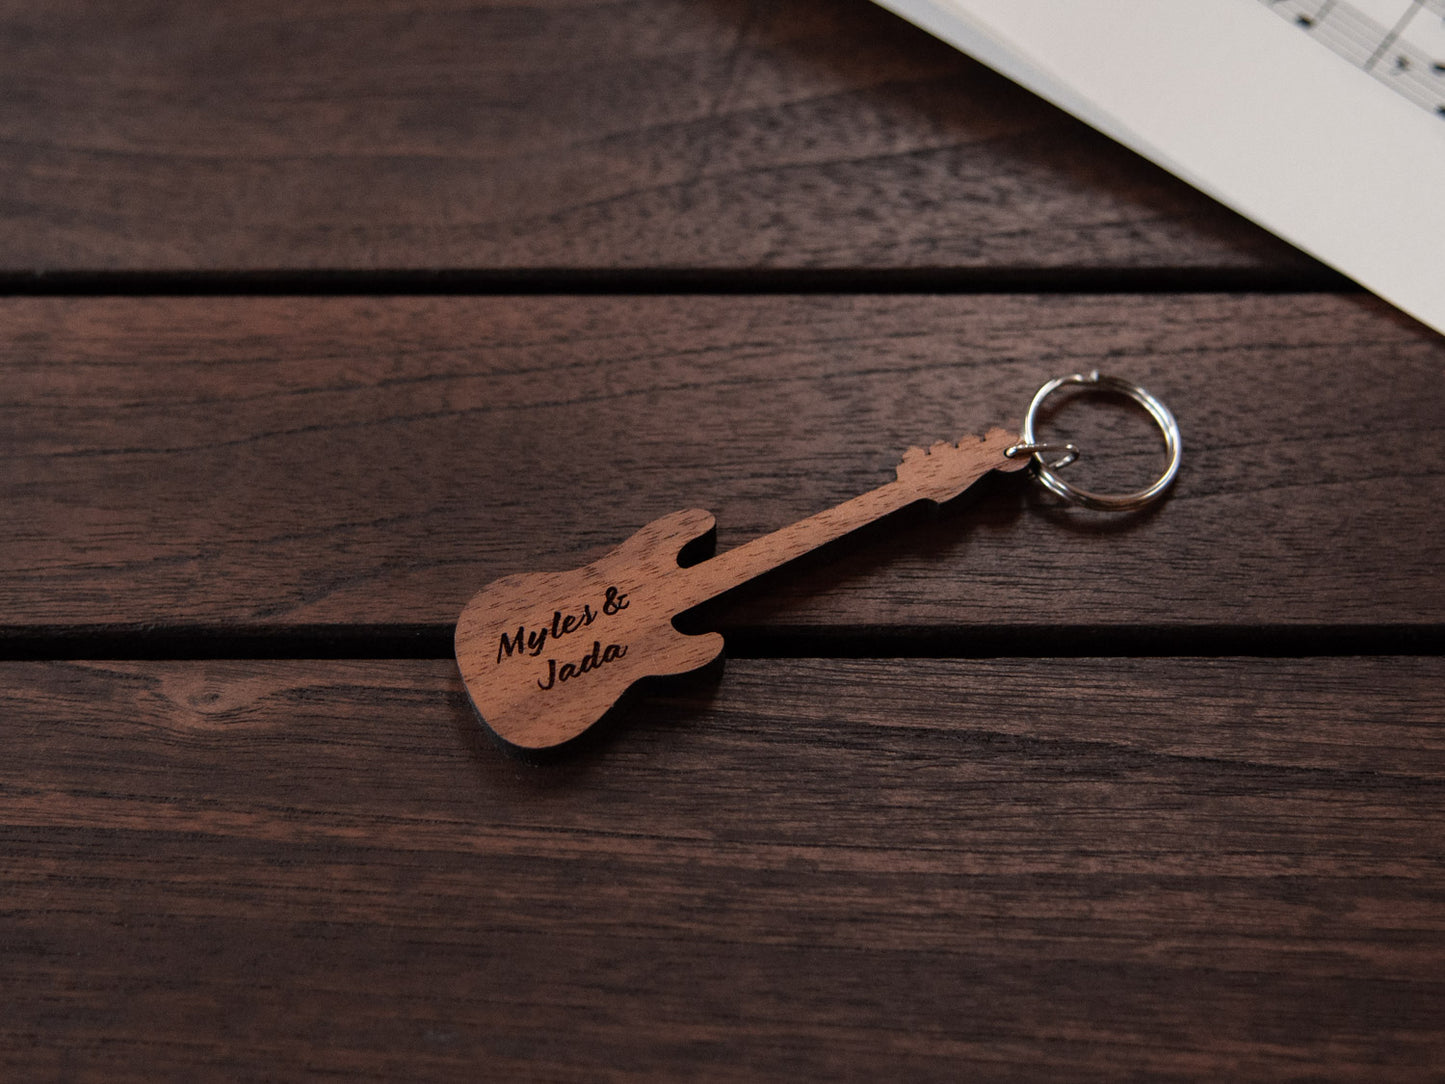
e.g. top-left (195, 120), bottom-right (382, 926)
top-left (0, 0), bottom-right (1313, 275)
top-left (2, 657), bottom-right (1441, 1078)
top-left (2, 293), bottom-right (1440, 633)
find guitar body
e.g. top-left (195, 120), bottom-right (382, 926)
top-left (455, 508), bottom-right (726, 751)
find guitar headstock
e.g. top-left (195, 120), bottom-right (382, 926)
top-left (894, 426), bottom-right (1028, 503)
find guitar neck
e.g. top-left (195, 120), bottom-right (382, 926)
top-left (672, 428), bottom-right (1026, 612)
top-left (673, 479), bottom-right (920, 611)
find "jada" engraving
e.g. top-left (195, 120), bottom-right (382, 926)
top-left (536, 640), bottom-right (630, 690)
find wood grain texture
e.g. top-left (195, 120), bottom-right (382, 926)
top-left (2, 657), bottom-right (1442, 1079)
top-left (0, 0), bottom-right (1313, 274)
top-left (2, 293), bottom-right (1441, 632)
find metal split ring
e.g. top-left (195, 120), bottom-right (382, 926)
top-left (1012, 371), bottom-right (1182, 512)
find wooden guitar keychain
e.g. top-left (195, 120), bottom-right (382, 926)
top-left (456, 371), bottom-right (1182, 753)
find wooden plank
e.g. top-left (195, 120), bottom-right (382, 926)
top-left (2, 293), bottom-right (1441, 633)
top-left (2, 657), bottom-right (1442, 1078)
top-left (0, 0), bottom-right (1312, 275)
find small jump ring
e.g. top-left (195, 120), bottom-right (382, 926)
top-left (1005, 440), bottom-right (1081, 471)
top-left (1022, 371), bottom-right (1181, 511)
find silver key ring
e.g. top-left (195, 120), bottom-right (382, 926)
top-left (1010, 371), bottom-right (1182, 512)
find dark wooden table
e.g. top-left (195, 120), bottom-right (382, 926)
top-left (3, 2), bottom-right (1442, 1079)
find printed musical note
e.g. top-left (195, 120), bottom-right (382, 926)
top-left (1265, 0), bottom-right (1445, 115)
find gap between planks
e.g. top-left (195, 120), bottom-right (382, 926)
top-left (0, 266), bottom-right (1354, 298)
top-left (0, 623), bottom-right (1437, 662)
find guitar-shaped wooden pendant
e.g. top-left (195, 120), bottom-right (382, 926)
top-left (455, 427), bottom-right (1028, 752)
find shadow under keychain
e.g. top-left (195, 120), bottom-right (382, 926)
top-left (456, 371), bottom-right (1182, 753)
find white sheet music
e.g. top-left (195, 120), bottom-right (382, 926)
top-left (874, 0), bottom-right (1445, 336)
